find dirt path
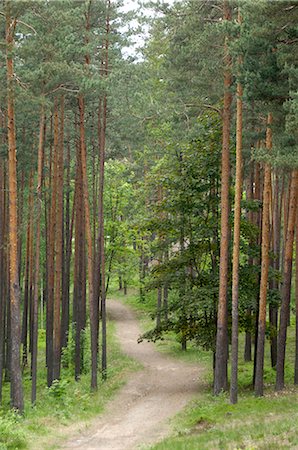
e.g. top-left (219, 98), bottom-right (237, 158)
top-left (62, 299), bottom-right (203, 450)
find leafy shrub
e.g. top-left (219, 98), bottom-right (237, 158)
top-left (47, 379), bottom-right (69, 399)
top-left (0, 410), bottom-right (27, 449)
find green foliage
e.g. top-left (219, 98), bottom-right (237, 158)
top-left (0, 411), bottom-right (27, 450)
top-left (47, 379), bottom-right (69, 400)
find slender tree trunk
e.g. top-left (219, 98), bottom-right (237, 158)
top-left (163, 249), bottom-right (169, 321)
top-left (5, 282), bottom-right (11, 383)
top-left (270, 172), bottom-right (281, 368)
top-left (78, 95), bottom-right (97, 390)
top-left (276, 169), bottom-right (298, 391)
top-left (254, 113), bottom-right (272, 397)
top-left (61, 132), bottom-right (72, 349)
top-left (28, 181), bottom-right (34, 357)
top-left (253, 159), bottom-right (263, 386)
top-left (295, 205), bottom-right (298, 384)
top-left (53, 97), bottom-right (64, 381)
top-left (47, 102), bottom-right (58, 387)
top-left (17, 171), bottom-right (24, 287)
top-left (6, 8), bottom-right (24, 411)
top-left (73, 131), bottom-right (86, 380)
top-left (100, 93), bottom-right (107, 379)
top-left (21, 173), bottom-right (34, 368)
top-left (244, 162), bottom-right (254, 362)
top-left (31, 107), bottom-right (45, 404)
top-left (0, 158), bottom-right (5, 403)
top-left (214, 0), bottom-right (232, 395)
top-left (230, 41), bottom-right (243, 404)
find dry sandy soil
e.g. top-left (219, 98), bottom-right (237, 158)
top-left (61, 299), bottom-right (203, 450)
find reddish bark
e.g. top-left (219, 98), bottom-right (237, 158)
top-left (214, 0), bottom-right (232, 395)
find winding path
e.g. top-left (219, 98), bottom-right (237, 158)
top-left (62, 299), bottom-right (202, 450)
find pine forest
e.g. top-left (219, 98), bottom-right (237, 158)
top-left (0, 0), bottom-right (298, 449)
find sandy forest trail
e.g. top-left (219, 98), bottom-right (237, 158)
top-left (62, 299), bottom-right (203, 450)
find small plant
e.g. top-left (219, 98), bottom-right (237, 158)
top-left (47, 379), bottom-right (69, 400)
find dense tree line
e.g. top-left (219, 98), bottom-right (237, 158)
top-left (0, 0), bottom-right (298, 414)
top-left (0, 0), bottom-right (120, 411)
top-left (123, 0), bottom-right (298, 404)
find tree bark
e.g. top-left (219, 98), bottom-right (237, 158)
top-left (98, 0), bottom-right (110, 379)
top-left (254, 113), bottom-right (272, 397)
top-left (47, 102), bottom-right (58, 387)
top-left (73, 126), bottom-right (86, 380)
top-left (230, 40), bottom-right (243, 404)
top-left (295, 205), bottom-right (298, 384)
top-left (53, 96), bottom-right (64, 381)
top-left (244, 162), bottom-right (254, 362)
top-left (6, 7), bottom-right (24, 411)
top-left (31, 106), bottom-right (45, 404)
top-left (270, 172), bottom-right (281, 368)
top-left (61, 131), bottom-right (72, 349)
top-left (0, 158), bottom-right (6, 403)
top-left (214, 0), bottom-right (232, 395)
top-left (276, 168), bottom-right (298, 391)
top-left (78, 95), bottom-right (97, 389)
top-left (21, 173), bottom-right (34, 368)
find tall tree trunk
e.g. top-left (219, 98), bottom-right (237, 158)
top-left (78, 95), bottom-right (97, 390)
top-left (53, 97), bottom-right (64, 381)
top-left (31, 107), bottom-right (45, 404)
top-left (21, 173), bottom-right (34, 368)
top-left (61, 132), bottom-right (72, 349)
top-left (98, 0), bottom-right (110, 380)
top-left (276, 169), bottom-right (298, 391)
top-left (295, 205), bottom-right (298, 384)
top-left (270, 172), bottom-right (281, 368)
top-left (17, 171), bottom-right (25, 287)
top-left (214, 0), bottom-right (232, 395)
top-left (47, 102), bottom-right (58, 387)
top-left (230, 37), bottom-right (243, 404)
top-left (254, 113), bottom-right (272, 397)
top-left (0, 158), bottom-right (6, 403)
top-left (253, 159), bottom-right (263, 386)
top-left (6, 7), bottom-right (24, 411)
top-left (244, 162), bottom-right (254, 362)
top-left (73, 130), bottom-right (86, 380)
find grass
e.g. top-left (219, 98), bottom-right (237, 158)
top-left (111, 285), bottom-right (298, 450)
top-left (0, 318), bottom-right (140, 450)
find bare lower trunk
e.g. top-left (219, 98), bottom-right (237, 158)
top-left (214, 0), bottom-right (232, 395)
top-left (230, 46), bottom-right (243, 404)
top-left (6, 8), bottom-right (24, 411)
top-left (53, 97), bottom-right (64, 381)
top-left (295, 206), bottom-right (298, 384)
top-left (0, 159), bottom-right (6, 403)
top-left (254, 113), bottom-right (272, 397)
top-left (21, 173), bottom-right (34, 368)
top-left (270, 172), bottom-right (281, 368)
top-left (47, 101), bottom-right (59, 387)
top-left (78, 95), bottom-right (97, 390)
top-left (31, 107), bottom-right (45, 404)
top-left (61, 135), bottom-right (72, 349)
top-left (276, 169), bottom-right (298, 391)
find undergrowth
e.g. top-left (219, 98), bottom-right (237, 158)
top-left (0, 319), bottom-right (140, 450)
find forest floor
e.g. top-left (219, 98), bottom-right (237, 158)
top-left (60, 299), bottom-right (204, 450)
